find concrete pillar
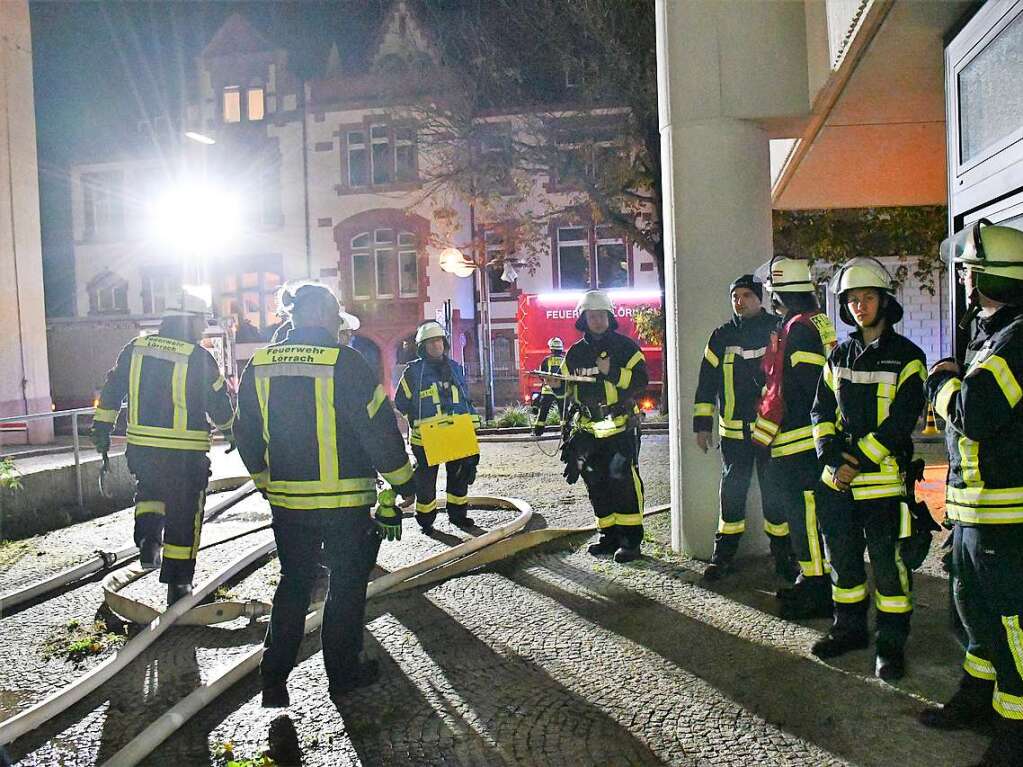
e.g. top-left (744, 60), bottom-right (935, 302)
top-left (656, 0), bottom-right (780, 559)
top-left (0, 0), bottom-right (53, 442)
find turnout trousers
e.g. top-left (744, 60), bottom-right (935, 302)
top-left (581, 429), bottom-right (645, 549)
top-left (534, 393), bottom-right (565, 425)
top-left (410, 444), bottom-right (473, 528)
top-left (261, 507), bottom-right (381, 696)
top-left (816, 486), bottom-right (913, 648)
top-left (952, 523), bottom-right (1023, 720)
top-left (763, 450), bottom-right (827, 579)
top-left (126, 445), bottom-right (210, 585)
top-left (713, 436), bottom-right (791, 563)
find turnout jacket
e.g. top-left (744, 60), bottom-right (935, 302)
top-left (538, 353), bottom-right (569, 398)
top-left (752, 311), bottom-right (837, 458)
top-left (927, 305), bottom-right (1023, 526)
top-left (812, 326), bottom-right (926, 500)
top-left (566, 329), bottom-right (648, 438)
top-left (95, 334), bottom-right (234, 451)
top-left (394, 356), bottom-right (481, 446)
top-left (235, 327), bottom-right (414, 510)
top-left (693, 309), bottom-right (778, 439)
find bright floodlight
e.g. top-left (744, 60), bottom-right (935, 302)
top-left (439, 247), bottom-right (475, 278)
top-left (184, 131), bottom-right (216, 145)
top-left (153, 183), bottom-right (241, 252)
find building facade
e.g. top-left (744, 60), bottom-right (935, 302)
top-left (61, 2), bottom-right (660, 407)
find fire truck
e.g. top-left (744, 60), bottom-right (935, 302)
top-left (516, 290), bottom-right (663, 409)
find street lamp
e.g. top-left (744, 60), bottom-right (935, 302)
top-left (439, 244), bottom-right (496, 422)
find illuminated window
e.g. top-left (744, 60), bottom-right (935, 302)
top-left (247, 87), bottom-right (265, 121)
top-left (218, 271), bottom-right (281, 329)
top-left (223, 87), bottom-right (241, 123)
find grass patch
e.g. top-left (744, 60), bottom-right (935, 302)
top-left (0, 539), bottom-right (30, 568)
top-left (42, 617), bottom-right (127, 665)
top-left (213, 585), bottom-right (237, 601)
top-left (211, 741), bottom-right (277, 767)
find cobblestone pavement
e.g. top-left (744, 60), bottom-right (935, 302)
top-left (1, 435), bottom-right (988, 765)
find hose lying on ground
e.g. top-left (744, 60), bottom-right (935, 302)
top-left (0, 479), bottom-right (255, 616)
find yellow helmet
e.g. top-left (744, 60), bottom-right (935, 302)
top-left (762, 256), bottom-right (814, 293)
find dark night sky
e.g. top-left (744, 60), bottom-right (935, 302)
top-left (28, 0), bottom-right (397, 315)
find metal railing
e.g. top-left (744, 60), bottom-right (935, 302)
top-left (0, 407), bottom-right (99, 511)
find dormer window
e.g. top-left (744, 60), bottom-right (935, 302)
top-left (247, 87), bottom-right (265, 121)
top-left (223, 87), bottom-right (241, 123)
top-left (222, 85), bottom-right (265, 124)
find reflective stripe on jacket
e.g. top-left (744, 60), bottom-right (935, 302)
top-left (235, 327), bottom-right (414, 510)
top-left (693, 310), bottom-right (777, 440)
top-left (812, 326), bottom-right (926, 501)
top-left (393, 357), bottom-right (481, 446)
top-left (539, 354), bottom-right (569, 397)
top-left (566, 330), bottom-right (648, 438)
top-left (95, 334), bottom-right (234, 451)
top-left (927, 306), bottom-right (1023, 525)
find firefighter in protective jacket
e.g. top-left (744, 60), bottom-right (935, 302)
top-left (695, 274), bottom-right (793, 581)
top-left (235, 282), bottom-right (415, 708)
top-left (919, 222), bottom-right (1023, 764)
top-left (91, 289), bottom-right (234, 605)
top-left (533, 337), bottom-right (568, 436)
top-left (394, 321), bottom-right (481, 532)
top-left (752, 257), bottom-right (836, 618)
top-left (810, 258), bottom-right (926, 681)
top-left (562, 290), bottom-right (649, 563)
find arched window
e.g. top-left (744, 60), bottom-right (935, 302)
top-left (350, 229), bottom-right (418, 300)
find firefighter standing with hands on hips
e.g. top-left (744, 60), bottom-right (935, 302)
top-left (562, 290), bottom-right (649, 563)
top-left (533, 337), bottom-right (568, 437)
top-left (918, 221), bottom-right (1023, 765)
top-left (810, 258), bottom-right (925, 681)
top-left (235, 282), bottom-right (416, 708)
top-left (92, 288), bottom-right (235, 606)
top-left (752, 257), bottom-right (837, 619)
top-left (394, 321), bottom-right (481, 533)
top-left (694, 274), bottom-right (795, 582)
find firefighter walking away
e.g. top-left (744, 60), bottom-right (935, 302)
top-left (235, 281), bottom-right (416, 708)
top-left (561, 290), bottom-right (648, 563)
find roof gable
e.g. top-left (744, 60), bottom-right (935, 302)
top-left (370, 0), bottom-right (440, 70)
top-left (203, 13), bottom-right (277, 59)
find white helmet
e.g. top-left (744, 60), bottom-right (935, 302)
top-left (761, 256), bottom-right (814, 294)
top-left (548, 337), bottom-right (564, 352)
top-left (574, 290), bottom-right (618, 331)
top-left (338, 310), bottom-right (361, 332)
top-left (163, 285), bottom-right (213, 317)
top-left (829, 257), bottom-right (901, 327)
top-left (415, 320), bottom-right (447, 345)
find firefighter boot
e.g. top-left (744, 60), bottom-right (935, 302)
top-left (975, 719), bottom-right (1023, 766)
top-left (166, 583), bottom-right (193, 606)
top-left (812, 603), bottom-right (869, 659)
top-left (588, 533), bottom-right (619, 557)
top-left (769, 536), bottom-right (799, 584)
top-left (875, 640), bottom-right (906, 682)
top-left (139, 537), bottom-right (162, 571)
top-left (261, 683), bottom-right (290, 708)
top-left (779, 576), bottom-right (833, 620)
top-left (614, 544), bottom-right (642, 563)
top-left (704, 535), bottom-right (740, 582)
top-left (919, 674), bottom-right (995, 731)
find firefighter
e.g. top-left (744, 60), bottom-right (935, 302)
top-left (91, 289), bottom-right (235, 605)
top-left (752, 257), bottom-right (836, 619)
top-left (533, 337), bottom-right (568, 437)
top-left (918, 222), bottom-right (1023, 764)
top-left (235, 282), bottom-right (415, 708)
top-left (562, 290), bottom-right (648, 563)
top-left (337, 310), bottom-right (360, 347)
top-left (695, 274), bottom-right (794, 581)
top-left (810, 258), bottom-right (926, 681)
top-left (394, 321), bottom-right (481, 532)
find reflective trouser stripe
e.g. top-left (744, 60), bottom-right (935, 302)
top-left (416, 499), bottom-right (437, 514)
top-left (615, 512), bottom-right (644, 526)
top-left (800, 491), bottom-right (826, 577)
top-left (136, 500), bottom-right (166, 516)
top-left (1003, 616), bottom-right (1023, 682)
top-left (994, 684), bottom-right (1023, 720)
top-left (763, 520), bottom-right (789, 537)
top-left (833, 583), bottom-right (868, 604)
top-left (163, 543), bottom-right (193, 560)
top-left (447, 493), bottom-right (468, 505)
top-left (718, 519), bottom-right (746, 535)
top-left (964, 652), bottom-right (997, 681)
top-left (875, 591), bottom-right (912, 613)
top-left (597, 514), bottom-right (617, 529)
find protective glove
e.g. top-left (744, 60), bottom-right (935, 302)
top-left (91, 422), bottom-right (112, 455)
top-left (374, 488), bottom-right (403, 542)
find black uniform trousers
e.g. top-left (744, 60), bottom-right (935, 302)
top-left (763, 450), bottom-right (827, 579)
top-left (127, 445), bottom-right (210, 585)
top-left (714, 436), bottom-right (789, 561)
top-left (953, 523), bottom-right (1023, 720)
top-left (410, 444), bottom-right (473, 528)
top-left (816, 486), bottom-right (912, 647)
top-left (261, 507), bottom-right (381, 695)
top-left (581, 429), bottom-right (645, 548)
top-left (535, 393), bottom-right (566, 424)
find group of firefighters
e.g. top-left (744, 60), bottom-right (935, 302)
top-left (695, 221), bottom-right (1023, 764)
top-left (90, 218), bottom-right (1023, 763)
